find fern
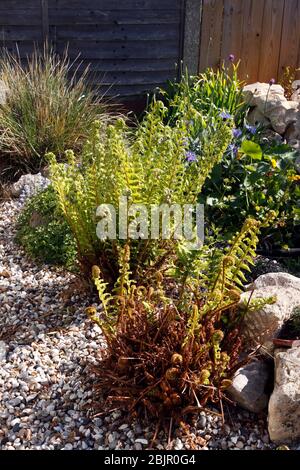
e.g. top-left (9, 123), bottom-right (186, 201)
top-left (48, 100), bottom-right (233, 285)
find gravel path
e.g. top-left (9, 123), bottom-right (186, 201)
top-left (0, 191), bottom-right (275, 450)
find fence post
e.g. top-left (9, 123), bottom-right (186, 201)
top-left (182, 0), bottom-right (203, 74)
top-left (41, 0), bottom-right (49, 43)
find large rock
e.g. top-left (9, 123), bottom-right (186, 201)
top-left (241, 273), bottom-right (300, 353)
top-left (268, 345), bottom-right (300, 444)
top-left (243, 83), bottom-right (286, 107)
top-left (243, 82), bottom-right (300, 135)
top-left (10, 173), bottom-right (50, 198)
top-left (264, 102), bottom-right (300, 135)
top-left (247, 107), bottom-right (270, 128)
top-left (227, 360), bottom-right (271, 413)
top-left (285, 121), bottom-right (300, 143)
top-left (247, 272), bottom-right (300, 292)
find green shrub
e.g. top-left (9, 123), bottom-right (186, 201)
top-left (16, 185), bottom-right (77, 269)
top-left (48, 100), bottom-right (233, 285)
top-left (164, 60), bottom-right (247, 125)
top-left (164, 64), bottom-right (300, 251)
top-left (200, 137), bottom-right (300, 249)
top-left (0, 46), bottom-right (109, 172)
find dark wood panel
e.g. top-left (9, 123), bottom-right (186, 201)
top-left (0, 10), bottom-right (42, 25)
top-left (55, 0), bottom-right (182, 10)
top-left (78, 70), bottom-right (176, 86)
top-left (51, 24), bottom-right (180, 42)
top-left (49, 9), bottom-right (180, 25)
top-left (98, 83), bottom-right (166, 97)
top-left (0, 0), bottom-right (40, 9)
top-left (72, 59), bottom-right (177, 73)
top-left (0, 26), bottom-right (42, 41)
top-left (55, 41), bottom-right (179, 60)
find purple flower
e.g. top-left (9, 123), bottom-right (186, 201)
top-left (228, 54), bottom-right (235, 63)
top-left (228, 144), bottom-right (238, 156)
top-left (219, 111), bottom-right (233, 120)
top-left (232, 128), bottom-right (242, 139)
top-left (186, 151), bottom-right (198, 163)
top-left (245, 124), bottom-right (257, 135)
top-left (269, 78), bottom-right (276, 86)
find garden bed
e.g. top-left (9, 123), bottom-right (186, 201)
top-left (0, 196), bottom-right (277, 451)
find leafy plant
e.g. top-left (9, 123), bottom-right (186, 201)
top-left (48, 100), bottom-right (233, 284)
top-left (164, 60), bottom-right (248, 126)
top-left (88, 218), bottom-right (272, 419)
top-left (16, 185), bottom-right (77, 269)
top-left (279, 66), bottom-right (300, 99)
top-left (0, 46), bottom-right (109, 173)
top-left (200, 135), bottom-right (300, 250)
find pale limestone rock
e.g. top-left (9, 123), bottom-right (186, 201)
top-left (292, 80), bottom-right (300, 90)
top-left (268, 346), bottom-right (300, 444)
top-left (291, 89), bottom-right (300, 103)
top-left (243, 83), bottom-right (285, 107)
top-left (264, 102), bottom-right (300, 135)
top-left (241, 286), bottom-right (300, 353)
top-left (285, 121), bottom-right (300, 142)
top-left (247, 272), bottom-right (300, 292)
top-left (247, 107), bottom-right (270, 127)
top-left (227, 361), bottom-right (270, 413)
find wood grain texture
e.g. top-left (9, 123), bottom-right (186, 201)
top-left (221, 0), bottom-right (244, 64)
top-left (259, 0), bottom-right (285, 82)
top-left (239, 0), bottom-right (265, 82)
top-left (199, 0), bottom-right (224, 70)
top-left (278, 0), bottom-right (300, 77)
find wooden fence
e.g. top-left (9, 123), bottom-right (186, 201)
top-left (0, 1), bottom-right (299, 99)
top-left (0, 0), bottom-right (185, 98)
top-left (199, 0), bottom-right (300, 82)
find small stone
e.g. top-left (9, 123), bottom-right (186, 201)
top-left (236, 441), bottom-right (244, 449)
top-left (198, 415), bottom-right (207, 429)
top-left (174, 438), bottom-right (184, 450)
top-left (135, 438), bottom-right (148, 445)
top-left (0, 341), bottom-right (8, 362)
top-left (63, 443), bottom-right (73, 450)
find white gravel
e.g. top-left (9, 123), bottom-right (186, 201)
top-left (0, 185), bottom-right (276, 450)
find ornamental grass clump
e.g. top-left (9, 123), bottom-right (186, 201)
top-left (0, 46), bottom-right (109, 173)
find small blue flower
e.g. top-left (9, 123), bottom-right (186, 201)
top-left (220, 111), bottom-right (233, 120)
top-left (228, 54), bottom-right (235, 63)
top-left (232, 128), bottom-right (242, 139)
top-left (186, 151), bottom-right (198, 162)
top-left (245, 124), bottom-right (257, 135)
top-left (228, 144), bottom-right (238, 156)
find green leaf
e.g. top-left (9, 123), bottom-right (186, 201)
top-left (240, 140), bottom-right (263, 160)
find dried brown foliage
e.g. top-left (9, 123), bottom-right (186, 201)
top-left (91, 289), bottom-right (244, 422)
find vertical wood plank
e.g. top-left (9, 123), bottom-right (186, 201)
top-left (258, 0), bottom-right (285, 82)
top-left (278, 0), bottom-right (300, 79)
top-left (199, 0), bottom-right (224, 70)
top-left (41, 0), bottom-right (49, 42)
top-left (239, 0), bottom-right (265, 82)
top-left (220, 0), bottom-right (244, 65)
